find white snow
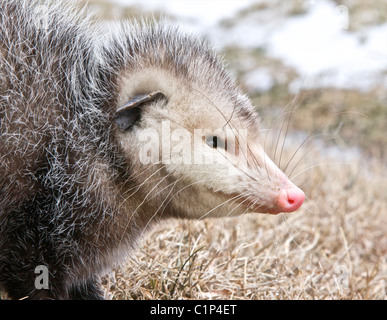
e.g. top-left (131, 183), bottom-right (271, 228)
top-left (109, 0), bottom-right (256, 33)
top-left (265, 1), bottom-right (387, 91)
top-left (107, 0), bottom-right (387, 92)
top-left (243, 68), bottom-right (275, 93)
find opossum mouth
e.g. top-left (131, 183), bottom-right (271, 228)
top-left (219, 189), bottom-right (304, 215)
top-left (217, 191), bottom-right (282, 215)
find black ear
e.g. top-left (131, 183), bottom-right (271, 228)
top-left (114, 91), bottom-right (166, 131)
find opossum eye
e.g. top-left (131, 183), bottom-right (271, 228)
top-left (115, 91), bottom-right (166, 131)
top-left (205, 135), bottom-right (225, 149)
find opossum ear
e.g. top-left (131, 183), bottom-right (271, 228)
top-left (115, 91), bottom-right (166, 131)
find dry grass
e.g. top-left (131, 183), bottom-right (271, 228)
top-left (102, 139), bottom-right (386, 299)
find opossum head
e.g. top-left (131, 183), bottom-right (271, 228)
top-left (113, 25), bottom-right (305, 219)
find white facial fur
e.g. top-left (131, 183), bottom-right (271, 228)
top-left (115, 66), bottom-right (301, 219)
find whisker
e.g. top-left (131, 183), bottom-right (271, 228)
top-left (278, 75), bottom-right (306, 170)
top-left (139, 178), bottom-right (180, 238)
top-left (157, 178), bottom-right (222, 218)
top-left (225, 192), bottom-right (266, 218)
top-left (263, 128), bottom-right (272, 181)
top-left (118, 170), bottom-right (175, 245)
top-left (290, 161), bottom-right (351, 181)
top-left (282, 131), bottom-right (320, 175)
top-left (197, 193), bottom-right (245, 220)
top-left (287, 145), bottom-right (316, 178)
top-left (120, 164), bottom-right (167, 198)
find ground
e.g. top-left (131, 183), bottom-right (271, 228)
top-left (93, 0), bottom-right (386, 300)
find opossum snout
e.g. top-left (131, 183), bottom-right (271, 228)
top-left (277, 186), bottom-right (305, 213)
top-left (248, 147), bottom-right (305, 214)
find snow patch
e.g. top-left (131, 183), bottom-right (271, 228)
top-left (243, 68), bottom-right (275, 93)
top-left (108, 0), bottom-right (387, 91)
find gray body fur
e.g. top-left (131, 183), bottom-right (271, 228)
top-left (0, 0), bottom-right (240, 299)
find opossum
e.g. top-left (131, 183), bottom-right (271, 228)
top-left (0, 0), bottom-right (305, 299)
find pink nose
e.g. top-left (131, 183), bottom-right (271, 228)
top-left (277, 187), bottom-right (305, 213)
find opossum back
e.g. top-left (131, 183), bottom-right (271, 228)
top-left (0, 0), bottom-right (98, 209)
